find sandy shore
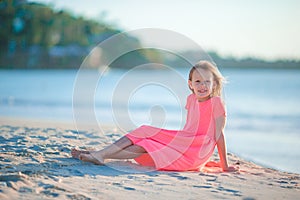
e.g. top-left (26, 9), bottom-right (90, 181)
top-left (0, 117), bottom-right (299, 199)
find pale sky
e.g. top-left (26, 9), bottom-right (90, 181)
top-left (30, 0), bottom-right (300, 60)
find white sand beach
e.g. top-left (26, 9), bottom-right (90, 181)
top-left (0, 117), bottom-right (299, 200)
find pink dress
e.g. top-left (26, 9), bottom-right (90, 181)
top-left (126, 94), bottom-right (226, 171)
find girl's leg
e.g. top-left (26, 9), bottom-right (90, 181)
top-left (79, 136), bottom-right (134, 164)
top-left (79, 145), bottom-right (146, 164)
top-left (108, 145), bottom-right (146, 159)
top-left (97, 136), bottom-right (133, 157)
top-left (72, 136), bottom-right (132, 159)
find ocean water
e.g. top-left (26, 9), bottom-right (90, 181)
top-left (0, 68), bottom-right (300, 174)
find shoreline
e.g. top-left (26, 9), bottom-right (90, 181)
top-left (0, 117), bottom-right (300, 199)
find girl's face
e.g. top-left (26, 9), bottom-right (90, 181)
top-left (188, 68), bottom-right (215, 102)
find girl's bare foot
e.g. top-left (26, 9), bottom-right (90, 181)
top-left (71, 148), bottom-right (90, 159)
top-left (79, 153), bottom-right (104, 165)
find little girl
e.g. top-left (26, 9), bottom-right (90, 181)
top-left (72, 61), bottom-right (236, 172)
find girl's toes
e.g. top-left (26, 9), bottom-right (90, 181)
top-left (71, 149), bottom-right (81, 159)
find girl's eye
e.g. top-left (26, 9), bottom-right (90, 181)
top-left (205, 80), bottom-right (211, 84)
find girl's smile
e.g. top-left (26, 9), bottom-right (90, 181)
top-left (189, 68), bottom-right (215, 102)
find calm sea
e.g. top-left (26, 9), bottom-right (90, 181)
top-left (1, 68), bottom-right (300, 174)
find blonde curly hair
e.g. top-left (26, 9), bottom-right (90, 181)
top-left (188, 61), bottom-right (226, 97)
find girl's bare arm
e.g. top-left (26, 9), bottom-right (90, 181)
top-left (215, 116), bottom-right (236, 172)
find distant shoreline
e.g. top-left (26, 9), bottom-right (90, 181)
top-left (1, 47), bottom-right (300, 70)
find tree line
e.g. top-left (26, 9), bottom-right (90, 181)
top-left (0, 0), bottom-right (160, 69)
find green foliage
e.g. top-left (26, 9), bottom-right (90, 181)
top-left (0, 0), bottom-right (118, 49)
top-left (0, 0), bottom-right (163, 69)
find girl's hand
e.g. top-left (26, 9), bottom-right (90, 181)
top-left (223, 166), bottom-right (238, 172)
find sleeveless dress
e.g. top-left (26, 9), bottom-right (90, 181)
top-left (126, 94), bottom-right (226, 171)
